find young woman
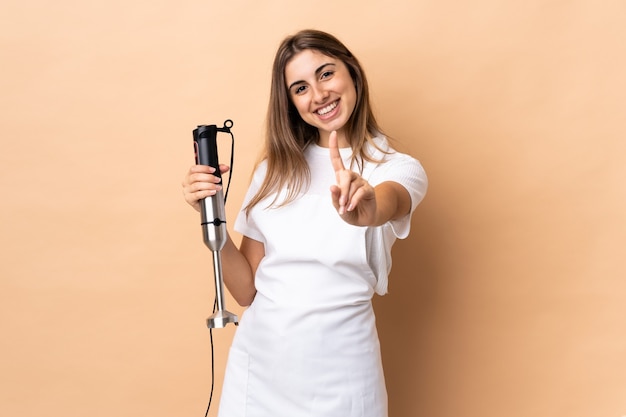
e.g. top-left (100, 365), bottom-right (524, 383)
top-left (182, 29), bottom-right (428, 417)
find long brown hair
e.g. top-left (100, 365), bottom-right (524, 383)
top-left (245, 29), bottom-right (385, 212)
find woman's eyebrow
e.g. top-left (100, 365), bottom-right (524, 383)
top-left (315, 62), bottom-right (336, 75)
top-left (287, 63), bottom-right (336, 90)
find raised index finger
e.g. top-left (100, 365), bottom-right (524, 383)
top-left (328, 131), bottom-right (345, 173)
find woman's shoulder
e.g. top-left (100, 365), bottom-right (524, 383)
top-left (366, 135), bottom-right (426, 181)
top-left (367, 135), bottom-right (416, 163)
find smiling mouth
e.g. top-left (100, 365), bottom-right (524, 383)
top-left (315, 100), bottom-right (338, 116)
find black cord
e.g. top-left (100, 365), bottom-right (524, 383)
top-left (203, 128), bottom-right (235, 417)
top-left (223, 130), bottom-right (235, 204)
top-left (204, 300), bottom-right (217, 417)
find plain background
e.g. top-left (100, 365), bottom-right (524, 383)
top-left (1, 1), bottom-right (625, 416)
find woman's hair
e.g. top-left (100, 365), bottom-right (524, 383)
top-left (245, 29), bottom-right (385, 212)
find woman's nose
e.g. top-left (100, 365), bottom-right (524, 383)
top-left (312, 85), bottom-right (329, 103)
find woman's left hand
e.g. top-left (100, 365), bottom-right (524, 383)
top-left (329, 131), bottom-right (377, 226)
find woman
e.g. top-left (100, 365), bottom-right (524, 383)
top-left (183, 29), bottom-right (427, 417)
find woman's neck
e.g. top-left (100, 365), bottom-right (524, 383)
top-left (318, 129), bottom-right (350, 148)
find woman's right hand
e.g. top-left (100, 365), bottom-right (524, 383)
top-left (181, 164), bottom-right (230, 212)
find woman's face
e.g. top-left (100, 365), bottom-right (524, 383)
top-left (284, 49), bottom-right (357, 146)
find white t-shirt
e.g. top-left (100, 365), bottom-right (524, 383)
top-left (235, 135), bottom-right (428, 295)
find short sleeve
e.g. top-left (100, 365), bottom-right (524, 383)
top-left (368, 151), bottom-right (428, 239)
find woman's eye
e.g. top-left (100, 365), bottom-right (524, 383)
top-left (294, 85), bottom-right (307, 94)
top-left (321, 71), bottom-right (334, 79)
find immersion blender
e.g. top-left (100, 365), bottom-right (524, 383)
top-left (193, 120), bottom-right (239, 329)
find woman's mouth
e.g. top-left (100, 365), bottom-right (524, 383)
top-left (315, 100), bottom-right (339, 116)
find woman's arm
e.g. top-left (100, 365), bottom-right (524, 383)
top-left (371, 181), bottom-right (412, 224)
top-left (220, 235), bottom-right (262, 306)
top-left (182, 164), bottom-right (262, 306)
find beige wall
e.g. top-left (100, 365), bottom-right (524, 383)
top-left (1, 1), bottom-right (624, 416)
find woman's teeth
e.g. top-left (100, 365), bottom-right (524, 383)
top-left (316, 101), bottom-right (337, 115)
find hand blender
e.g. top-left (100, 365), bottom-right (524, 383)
top-left (193, 120), bottom-right (239, 329)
